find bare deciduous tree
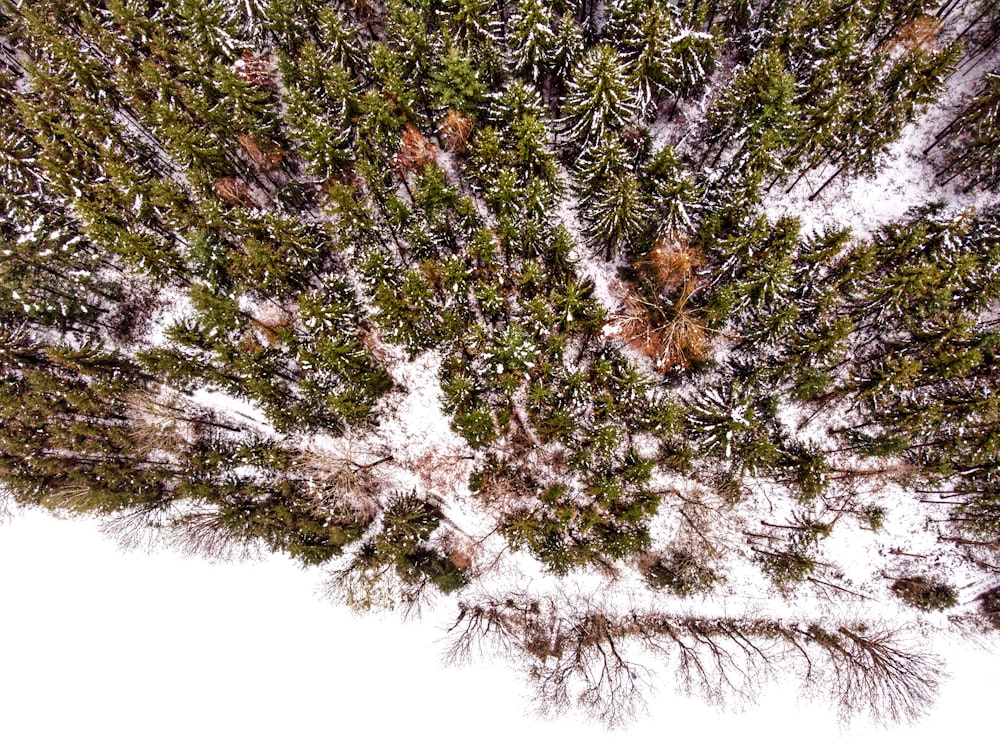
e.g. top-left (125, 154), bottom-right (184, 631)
top-left (444, 598), bottom-right (537, 665)
top-left (801, 624), bottom-right (943, 724)
top-left (99, 500), bottom-right (175, 553)
top-left (167, 508), bottom-right (264, 563)
top-left (444, 594), bottom-right (943, 727)
top-left (323, 546), bottom-right (408, 614)
top-left (298, 437), bottom-right (393, 517)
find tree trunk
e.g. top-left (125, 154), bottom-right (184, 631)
top-left (808, 164), bottom-right (845, 201)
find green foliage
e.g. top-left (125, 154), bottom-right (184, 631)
top-left (755, 546), bottom-right (816, 589)
top-left (703, 48), bottom-right (798, 174)
top-left (216, 494), bottom-right (366, 566)
top-left (0, 327), bottom-right (164, 513)
top-left (502, 479), bottom-right (657, 574)
top-left (859, 504), bottom-right (887, 531)
top-left (685, 380), bottom-right (780, 476)
top-left (373, 492), bottom-right (468, 592)
top-left (2, 2), bottom-right (998, 724)
top-left (507, 0), bottom-right (555, 83)
top-left (644, 549), bottom-right (719, 596)
top-left (891, 577), bottom-right (959, 612)
top-left (429, 45), bottom-right (487, 114)
top-left (562, 44), bottom-right (637, 150)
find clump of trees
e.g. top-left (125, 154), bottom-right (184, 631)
top-left (1, 0), bottom-right (999, 730)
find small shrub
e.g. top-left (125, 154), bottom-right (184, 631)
top-left (234, 49), bottom-right (276, 87)
top-left (755, 547), bottom-right (815, 589)
top-left (452, 405), bottom-right (499, 447)
top-left (237, 133), bottom-right (285, 171)
top-left (214, 177), bottom-right (258, 208)
top-left (643, 550), bottom-right (718, 596)
top-left (394, 123), bottom-right (438, 174)
top-left (615, 279), bottom-right (708, 372)
top-left (860, 503), bottom-right (887, 531)
top-left (642, 238), bottom-right (704, 292)
top-left (891, 576), bottom-right (958, 612)
top-left (439, 110), bottom-right (474, 152)
top-left (977, 586), bottom-right (1000, 628)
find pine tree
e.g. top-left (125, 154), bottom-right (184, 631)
top-left (548, 11), bottom-right (585, 92)
top-left (581, 171), bottom-right (651, 260)
top-left (167, 0), bottom-right (243, 60)
top-left (937, 72), bottom-right (1000, 191)
top-left (0, 326), bottom-right (169, 514)
top-left (438, 0), bottom-right (503, 52)
top-left (662, 27), bottom-right (717, 117)
top-left (701, 48), bottom-right (797, 174)
top-left (642, 145), bottom-right (702, 240)
top-left (562, 44), bottom-right (637, 151)
top-left (428, 44), bottom-right (487, 116)
top-left (833, 206), bottom-right (1000, 492)
top-left (507, 0), bottom-right (555, 84)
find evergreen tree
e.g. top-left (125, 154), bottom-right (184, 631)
top-left (548, 11), bottom-right (585, 91)
top-left (937, 72), bottom-right (1000, 191)
top-left (701, 48), bottom-right (797, 175)
top-left (2, 0), bottom-right (998, 727)
top-left (0, 326), bottom-right (168, 514)
top-left (507, 0), bottom-right (555, 84)
top-left (562, 44), bottom-right (637, 151)
top-left (582, 170), bottom-right (651, 260)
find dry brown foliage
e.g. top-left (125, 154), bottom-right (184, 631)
top-left (234, 49), bottom-right (275, 87)
top-left (615, 278), bottom-right (708, 371)
top-left (349, 0), bottom-right (376, 23)
top-left (237, 133), bottom-right (285, 171)
top-left (125, 389), bottom-right (186, 447)
top-left (394, 123), bottom-right (438, 174)
top-left (609, 237), bottom-right (709, 370)
top-left (214, 177), bottom-right (259, 208)
top-left (298, 439), bottom-right (393, 518)
top-left (450, 545), bottom-right (474, 570)
top-left (236, 330), bottom-right (264, 354)
top-left (642, 237), bottom-right (704, 292)
top-left (669, 485), bottom-right (733, 554)
top-left (620, 125), bottom-right (647, 153)
top-left (888, 16), bottom-right (943, 54)
top-left (256, 300), bottom-right (295, 328)
top-left (433, 524), bottom-right (479, 572)
top-left (439, 110), bottom-right (474, 153)
top-left (321, 168), bottom-right (363, 200)
top-left (250, 301), bottom-right (295, 348)
top-left (125, 388), bottom-right (242, 448)
top-left (413, 446), bottom-right (475, 495)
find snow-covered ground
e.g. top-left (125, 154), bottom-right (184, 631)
top-left (7, 9), bottom-right (1000, 738)
top-left (1, 507), bottom-right (997, 748)
top-left (763, 49), bottom-right (1000, 238)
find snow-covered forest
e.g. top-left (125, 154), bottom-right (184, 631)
top-left (2, 0), bottom-right (1000, 728)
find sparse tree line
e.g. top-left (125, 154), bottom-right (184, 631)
top-left (446, 593), bottom-right (943, 727)
top-left (1, 0), bottom-right (999, 727)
